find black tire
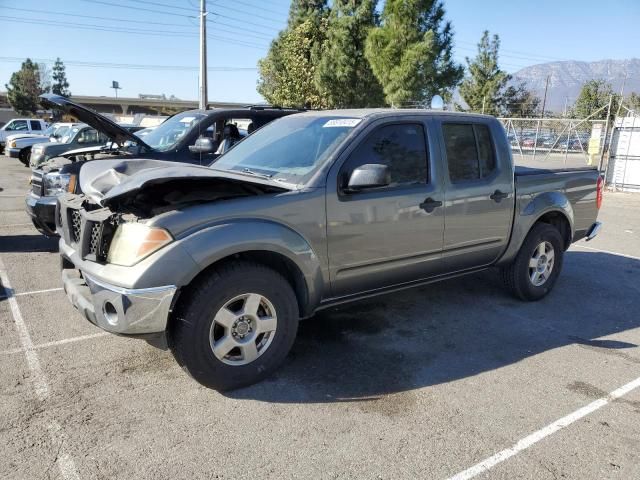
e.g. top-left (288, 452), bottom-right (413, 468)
top-left (169, 261), bottom-right (299, 390)
top-left (18, 148), bottom-right (31, 166)
top-left (501, 223), bottom-right (565, 301)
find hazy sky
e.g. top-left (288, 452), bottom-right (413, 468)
top-left (1, 0), bottom-right (638, 103)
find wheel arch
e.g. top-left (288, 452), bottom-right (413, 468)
top-left (498, 192), bottom-right (575, 266)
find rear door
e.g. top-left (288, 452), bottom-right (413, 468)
top-left (326, 117), bottom-right (445, 297)
top-left (436, 117), bottom-right (514, 270)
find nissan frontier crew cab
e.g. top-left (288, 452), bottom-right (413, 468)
top-left (57, 109), bottom-right (603, 390)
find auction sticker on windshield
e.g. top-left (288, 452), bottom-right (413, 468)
top-left (323, 119), bottom-right (361, 128)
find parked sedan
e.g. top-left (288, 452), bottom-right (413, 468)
top-left (29, 125), bottom-right (110, 167)
top-left (7, 123), bottom-right (79, 165)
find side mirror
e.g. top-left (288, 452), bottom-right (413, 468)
top-left (346, 164), bottom-right (390, 191)
top-left (189, 136), bottom-right (216, 154)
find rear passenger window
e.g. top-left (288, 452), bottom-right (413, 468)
top-left (343, 123), bottom-right (428, 188)
top-left (30, 120), bottom-right (42, 130)
top-left (443, 123), bottom-right (497, 183)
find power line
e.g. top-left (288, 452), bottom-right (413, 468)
top-left (0, 16), bottom-right (268, 49)
top-left (209, 2), bottom-right (286, 24)
top-left (79, 0), bottom-right (195, 18)
top-left (207, 9), bottom-right (283, 33)
top-left (228, 0), bottom-right (289, 18)
top-left (0, 56), bottom-right (257, 72)
top-left (2, 6), bottom-right (273, 41)
top-left (128, 0), bottom-right (198, 12)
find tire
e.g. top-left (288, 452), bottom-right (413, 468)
top-left (18, 148), bottom-right (31, 166)
top-left (169, 261), bottom-right (299, 390)
top-left (501, 223), bottom-right (565, 301)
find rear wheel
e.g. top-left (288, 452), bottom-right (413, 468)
top-left (501, 223), bottom-right (564, 301)
top-left (169, 261), bottom-right (299, 390)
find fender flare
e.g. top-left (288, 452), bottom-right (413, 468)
top-left (497, 191), bottom-right (574, 265)
top-left (177, 219), bottom-right (325, 315)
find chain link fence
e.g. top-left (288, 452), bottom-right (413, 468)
top-left (498, 117), bottom-right (607, 170)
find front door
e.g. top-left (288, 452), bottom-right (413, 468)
top-left (326, 119), bottom-right (445, 297)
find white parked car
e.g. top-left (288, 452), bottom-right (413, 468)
top-left (0, 118), bottom-right (48, 152)
top-left (6, 122), bottom-right (79, 166)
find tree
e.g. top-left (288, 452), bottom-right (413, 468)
top-left (626, 92), bottom-right (640, 112)
top-left (257, 0), bottom-right (328, 107)
top-left (365, 0), bottom-right (463, 106)
top-left (287, 0), bottom-right (328, 27)
top-left (458, 31), bottom-right (512, 116)
top-left (503, 82), bottom-right (541, 117)
top-left (52, 58), bottom-right (71, 97)
top-left (572, 80), bottom-right (617, 120)
top-left (258, 19), bottom-right (330, 108)
top-left (38, 63), bottom-right (52, 94)
top-left (315, 0), bottom-right (385, 108)
top-left (5, 58), bottom-right (43, 115)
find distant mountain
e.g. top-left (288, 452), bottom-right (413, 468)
top-left (511, 58), bottom-right (640, 113)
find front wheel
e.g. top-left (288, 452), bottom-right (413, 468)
top-left (501, 223), bottom-right (565, 301)
top-left (18, 148), bottom-right (31, 166)
top-left (169, 261), bottom-right (299, 390)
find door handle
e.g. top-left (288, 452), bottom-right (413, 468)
top-left (490, 190), bottom-right (509, 203)
top-left (419, 197), bottom-right (443, 213)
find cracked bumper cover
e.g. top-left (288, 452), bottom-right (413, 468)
top-left (61, 268), bottom-right (176, 334)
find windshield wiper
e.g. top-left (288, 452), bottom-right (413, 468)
top-left (241, 167), bottom-right (273, 179)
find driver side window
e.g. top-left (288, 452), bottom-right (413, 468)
top-left (341, 123), bottom-right (429, 189)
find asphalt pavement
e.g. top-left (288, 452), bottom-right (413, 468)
top-left (1, 156), bottom-right (639, 479)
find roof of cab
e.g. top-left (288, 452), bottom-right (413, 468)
top-left (291, 108), bottom-right (495, 121)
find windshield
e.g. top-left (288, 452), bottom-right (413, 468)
top-left (60, 126), bottom-right (81, 144)
top-left (50, 125), bottom-right (71, 139)
top-left (142, 111), bottom-right (207, 151)
top-left (211, 115), bottom-right (359, 184)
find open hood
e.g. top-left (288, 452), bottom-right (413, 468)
top-left (39, 94), bottom-right (151, 150)
top-left (79, 158), bottom-right (291, 210)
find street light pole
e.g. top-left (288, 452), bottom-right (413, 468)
top-left (199, 0), bottom-right (208, 110)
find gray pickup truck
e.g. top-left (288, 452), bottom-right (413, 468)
top-left (57, 109), bottom-right (602, 390)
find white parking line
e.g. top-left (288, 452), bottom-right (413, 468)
top-left (0, 287), bottom-right (64, 299)
top-left (447, 375), bottom-right (640, 480)
top-left (0, 222), bottom-right (32, 228)
top-left (1, 332), bottom-right (110, 356)
top-left (0, 255), bottom-right (80, 479)
top-left (571, 243), bottom-right (640, 261)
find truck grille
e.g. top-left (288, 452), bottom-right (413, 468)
top-left (70, 210), bottom-right (82, 243)
top-left (58, 198), bottom-right (121, 263)
top-left (31, 171), bottom-right (43, 196)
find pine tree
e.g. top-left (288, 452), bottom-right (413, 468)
top-left (257, 0), bottom-right (328, 107)
top-left (258, 19), bottom-right (329, 108)
top-left (315, 0), bottom-right (384, 108)
top-left (287, 0), bottom-right (328, 27)
top-left (502, 83), bottom-right (541, 117)
top-left (52, 58), bottom-right (71, 97)
top-left (458, 31), bottom-right (510, 116)
top-left (5, 58), bottom-right (43, 115)
top-left (572, 80), bottom-right (616, 120)
top-left (365, 0), bottom-right (463, 106)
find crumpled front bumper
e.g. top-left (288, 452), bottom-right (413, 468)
top-left (61, 268), bottom-right (176, 334)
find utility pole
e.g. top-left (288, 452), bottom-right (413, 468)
top-left (540, 75), bottom-right (550, 118)
top-left (198, 0), bottom-right (208, 110)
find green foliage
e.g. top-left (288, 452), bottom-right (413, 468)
top-left (364, 0), bottom-right (463, 106)
top-left (258, 19), bottom-right (329, 108)
top-left (458, 31), bottom-right (512, 116)
top-left (315, 0), bottom-right (385, 108)
top-left (287, 0), bottom-right (328, 27)
top-left (624, 92), bottom-right (640, 113)
top-left (572, 80), bottom-right (616, 120)
top-left (52, 58), bottom-right (71, 97)
top-left (502, 82), bottom-right (541, 117)
top-left (258, 0), bottom-right (328, 108)
top-left (5, 58), bottom-right (43, 116)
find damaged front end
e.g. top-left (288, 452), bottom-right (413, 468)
top-left (79, 158), bottom-right (291, 218)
